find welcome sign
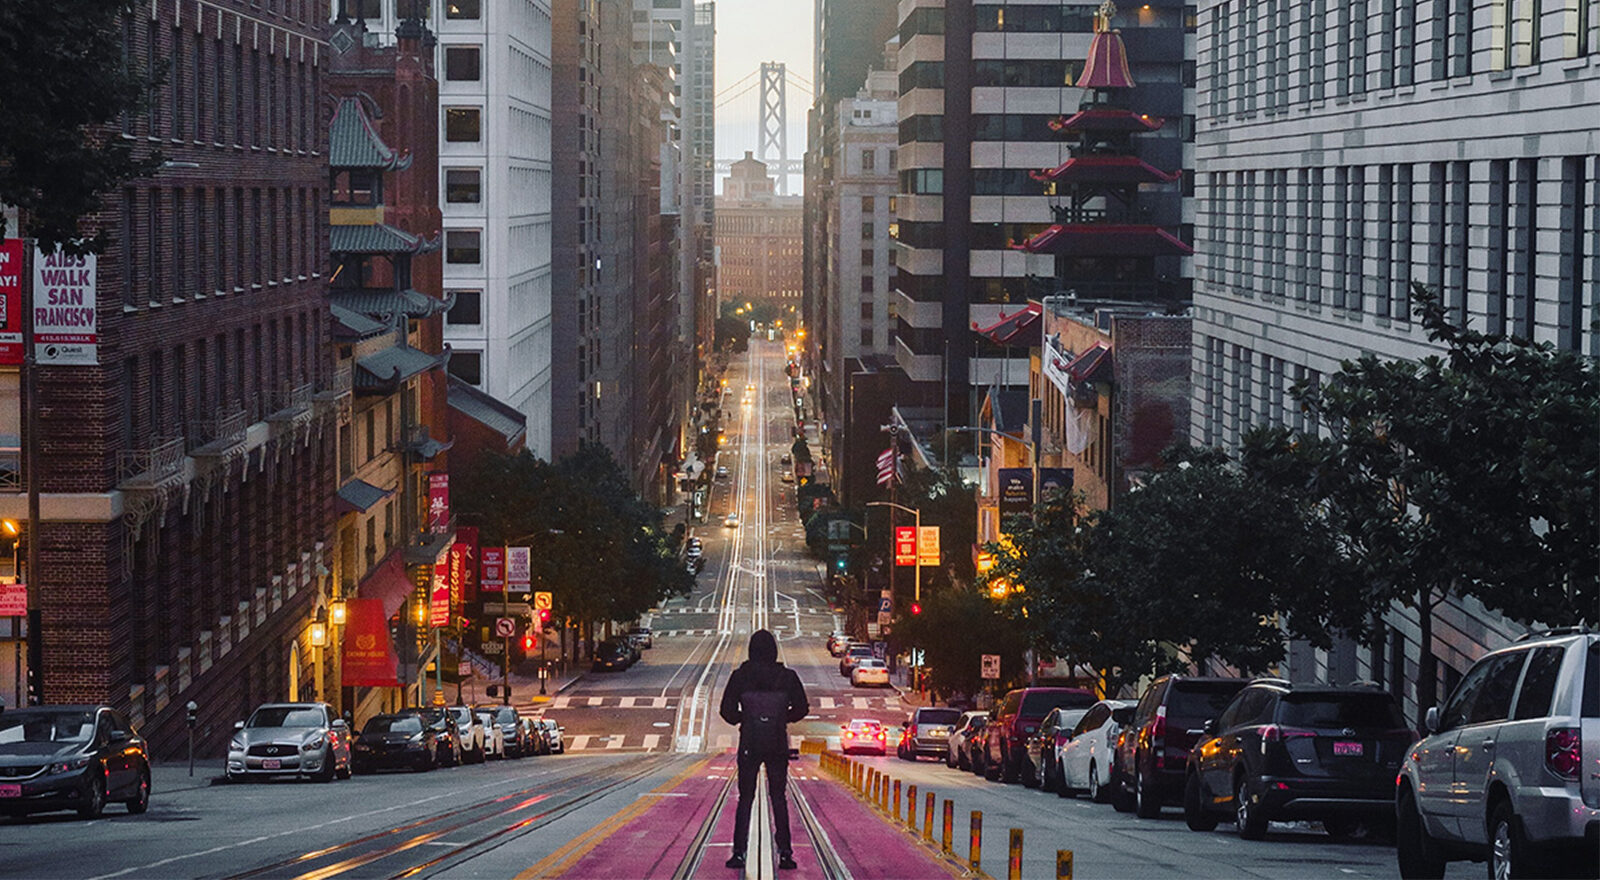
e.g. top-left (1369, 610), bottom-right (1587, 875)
top-left (33, 246), bottom-right (97, 365)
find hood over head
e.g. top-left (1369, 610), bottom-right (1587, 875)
top-left (747, 629), bottom-right (778, 664)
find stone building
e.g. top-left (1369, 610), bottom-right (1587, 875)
top-left (715, 154), bottom-right (805, 306)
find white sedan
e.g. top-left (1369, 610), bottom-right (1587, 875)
top-left (474, 709), bottom-right (507, 759)
top-left (1056, 699), bottom-right (1131, 802)
top-left (723, 513), bottom-right (740, 529)
top-left (850, 658), bottom-right (890, 688)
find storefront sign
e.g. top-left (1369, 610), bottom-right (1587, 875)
top-left (0, 239), bottom-right (23, 365)
top-left (506, 546), bottom-right (531, 590)
top-left (894, 526), bottom-right (916, 567)
top-left (916, 525), bottom-right (940, 567)
top-left (446, 542), bottom-right (470, 611)
top-left (454, 527), bottom-right (479, 604)
top-left (0, 582), bottom-right (25, 616)
top-left (341, 598), bottom-right (399, 687)
top-left (427, 473), bottom-right (450, 533)
top-left (430, 563), bottom-right (450, 628)
top-left (32, 246), bottom-right (97, 366)
top-left (479, 547), bottom-right (505, 592)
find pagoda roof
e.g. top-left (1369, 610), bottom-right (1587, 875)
top-left (330, 303), bottom-right (388, 340)
top-left (1078, 29), bottom-right (1137, 89)
top-left (332, 287), bottom-right (453, 320)
top-left (1049, 108), bottom-right (1165, 133)
top-left (974, 303), bottom-right (1043, 347)
top-left (1065, 344), bottom-right (1113, 385)
top-left (329, 97), bottom-right (412, 171)
top-left (329, 223), bottom-right (440, 256)
top-left (1031, 154), bottom-right (1181, 185)
top-left (1011, 224), bottom-right (1194, 256)
top-left (356, 343), bottom-right (450, 392)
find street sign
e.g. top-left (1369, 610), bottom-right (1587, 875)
top-left (533, 591), bottom-right (553, 612)
top-left (494, 617), bottom-right (516, 637)
top-left (894, 526), bottom-right (916, 566)
top-left (917, 526), bottom-right (940, 567)
top-left (456, 661), bottom-right (472, 677)
top-left (981, 654), bottom-right (1001, 680)
top-left (506, 546), bottom-right (532, 590)
top-left (878, 597), bottom-right (892, 614)
top-left (866, 622), bottom-right (879, 638)
top-left (877, 611), bottom-right (892, 626)
top-left (0, 582), bottom-right (26, 616)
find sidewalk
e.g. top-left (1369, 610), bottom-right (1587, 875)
top-left (152, 759), bottom-right (227, 793)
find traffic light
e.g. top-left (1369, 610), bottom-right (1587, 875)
top-left (522, 633), bottom-right (536, 651)
top-left (834, 554), bottom-right (848, 572)
top-left (910, 602), bottom-right (923, 616)
top-left (538, 608), bottom-right (551, 625)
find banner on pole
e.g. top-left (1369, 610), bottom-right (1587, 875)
top-left (32, 246), bottom-right (97, 366)
top-left (506, 546), bottom-right (531, 591)
top-left (894, 526), bottom-right (916, 567)
top-left (480, 547), bottom-right (505, 592)
top-left (0, 239), bottom-right (23, 365)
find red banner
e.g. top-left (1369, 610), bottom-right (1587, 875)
top-left (454, 526), bottom-right (479, 604)
top-left (894, 526), bottom-right (917, 567)
top-left (447, 542), bottom-right (469, 611)
top-left (0, 239), bottom-right (22, 365)
top-left (430, 563), bottom-right (450, 628)
top-left (480, 546), bottom-right (505, 592)
top-left (427, 472), bottom-right (450, 533)
top-left (341, 598), bottom-right (399, 687)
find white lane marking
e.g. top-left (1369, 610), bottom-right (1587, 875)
top-left (819, 697), bottom-right (836, 710)
top-left (643, 734), bottom-right (662, 750)
top-left (587, 696), bottom-right (604, 707)
top-left (569, 734), bottom-right (592, 751)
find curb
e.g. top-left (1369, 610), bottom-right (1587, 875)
top-left (814, 753), bottom-right (989, 880)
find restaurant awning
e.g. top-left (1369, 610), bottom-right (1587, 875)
top-left (356, 551), bottom-right (415, 620)
top-left (335, 478), bottom-right (393, 515)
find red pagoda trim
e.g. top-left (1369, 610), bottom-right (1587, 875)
top-left (1049, 109), bottom-right (1165, 133)
top-left (1078, 30), bottom-right (1137, 89)
top-left (1011, 224), bottom-right (1194, 256)
top-left (1031, 155), bottom-right (1181, 185)
top-left (1066, 344), bottom-right (1112, 384)
top-left (975, 303), bottom-right (1043, 346)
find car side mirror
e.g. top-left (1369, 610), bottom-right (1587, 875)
top-left (234, 720), bottom-right (245, 731)
top-left (1423, 706), bottom-right (1440, 734)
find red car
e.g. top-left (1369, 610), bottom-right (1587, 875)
top-left (982, 687), bottom-right (1096, 784)
top-left (840, 719), bottom-right (888, 755)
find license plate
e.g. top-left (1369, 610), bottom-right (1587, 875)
top-left (928, 728), bottom-right (948, 737)
top-left (0, 784), bottom-right (20, 798)
top-left (262, 759), bottom-right (282, 770)
top-left (1332, 741), bottom-right (1363, 757)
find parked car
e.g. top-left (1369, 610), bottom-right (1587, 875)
top-left (535, 717), bottom-right (565, 754)
top-left (780, 471), bottom-right (794, 483)
top-left (946, 712), bottom-right (989, 770)
top-left (1114, 675), bottom-right (1247, 817)
top-left (715, 465), bottom-right (729, 479)
top-left (0, 705), bottom-right (151, 818)
top-left (628, 626), bottom-right (654, 649)
top-left (839, 644), bottom-right (875, 677)
top-left (226, 702), bottom-right (352, 783)
top-left (983, 687), bottom-right (1097, 784)
top-left (469, 709), bottom-right (505, 759)
top-left (826, 632), bottom-right (850, 656)
top-left (780, 453), bottom-right (792, 465)
top-left (1027, 705), bottom-right (1092, 791)
top-left (593, 639), bottom-right (635, 671)
top-left (1182, 681), bottom-right (1412, 840)
top-left (405, 708), bottom-right (462, 767)
top-left (479, 705), bottom-right (529, 758)
top-left (723, 512), bottom-right (740, 529)
top-left (897, 707), bottom-right (963, 761)
top-left (446, 706), bottom-right (489, 764)
top-left (851, 658), bottom-right (890, 688)
top-left (841, 719), bottom-right (888, 755)
top-left (353, 713), bottom-right (438, 773)
top-left (1057, 699), bottom-right (1132, 802)
top-left (686, 537), bottom-right (703, 554)
top-left (1396, 629), bottom-right (1599, 880)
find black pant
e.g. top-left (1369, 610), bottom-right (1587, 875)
top-left (732, 751), bottom-right (791, 857)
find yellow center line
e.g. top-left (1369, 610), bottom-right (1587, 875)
top-left (514, 756), bottom-right (715, 880)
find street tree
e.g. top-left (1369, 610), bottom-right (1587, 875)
top-left (897, 585), bottom-right (1030, 699)
top-left (0, 1), bottom-right (163, 253)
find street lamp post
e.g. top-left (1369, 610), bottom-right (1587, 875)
top-left (3, 520), bottom-right (17, 708)
top-left (866, 501), bottom-right (922, 603)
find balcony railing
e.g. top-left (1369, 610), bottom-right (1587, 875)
top-left (265, 382), bottom-right (314, 419)
top-left (191, 409), bottom-right (248, 453)
top-left (118, 437), bottom-right (186, 488)
top-left (0, 447), bottom-right (19, 492)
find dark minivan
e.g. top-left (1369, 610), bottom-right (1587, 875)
top-left (983, 687), bottom-right (1097, 784)
top-left (1114, 675), bottom-right (1247, 817)
top-left (1183, 681), bottom-right (1412, 839)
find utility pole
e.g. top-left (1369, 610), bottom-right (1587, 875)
top-left (21, 240), bottom-right (40, 705)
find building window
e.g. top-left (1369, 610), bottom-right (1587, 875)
top-left (860, 328), bottom-right (874, 347)
top-left (861, 248), bottom-right (874, 267)
top-left (860, 149), bottom-right (875, 171)
top-left (447, 290), bottom-right (482, 325)
top-left (446, 0), bottom-right (480, 18)
top-left (860, 196), bottom-right (875, 214)
top-left (861, 221), bottom-right (874, 240)
top-left (445, 107), bottom-right (481, 142)
top-left (445, 168), bottom-right (482, 203)
top-left (861, 275), bottom-right (875, 293)
top-left (446, 230), bottom-right (481, 264)
top-left (860, 301), bottom-right (874, 319)
top-left (449, 351), bottom-right (483, 385)
top-left (445, 46), bottom-right (481, 82)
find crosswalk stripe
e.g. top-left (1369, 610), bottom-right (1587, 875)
top-left (570, 734), bottom-right (592, 751)
top-left (818, 697), bottom-right (835, 709)
top-left (587, 697), bottom-right (603, 707)
top-left (550, 697), bottom-right (570, 709)
top-left (620, 697), bottom-right (636, 708)
top-left (642, 734), bottom-right (661, 750)
top-left (605, 736), bottom-right (624, 750)
top-left (852, 698), bottom-right (868, 709)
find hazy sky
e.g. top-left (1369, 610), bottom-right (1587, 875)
top-left (713, 0), bottom-right (813, 195)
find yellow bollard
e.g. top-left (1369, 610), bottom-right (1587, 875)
top-left (1057, 849), bottom-right (1074, 880)
top-left (893, 779), bottom-right (902, 816)
top-left (942, 800), bottom-right (954, 854)
top-left (882, 778), bottom-right (890, 812)
top-left (1007, 828), bottom-right (1023, 880)
top-left (906, 785), bottom-right (917, 827)
top-left (970, 811), bottom-right (982, 870)
top-left (923, 791), bottom-right (935, 842)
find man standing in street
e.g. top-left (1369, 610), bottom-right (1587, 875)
top-left (719, 628), bottom-right (809, 870)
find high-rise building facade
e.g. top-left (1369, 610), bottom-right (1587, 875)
top-left (893, 0), bottom-right (1193, 430)
top-left (1191, 0), bottom-right (1598, 715)
top-left (830, 68), bottom-right (900, 370)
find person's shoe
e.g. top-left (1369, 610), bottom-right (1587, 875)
top-left (725, 853), bottom-right (746, 870)
top-left (777, 853), bottom-right (798, 870)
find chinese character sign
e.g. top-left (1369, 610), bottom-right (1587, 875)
top-left (916, 526), bottom-right (940, 567)
top-left (427, 473), bottom-right (450, 533)
top-left (430, 563), bottom-right (450, 628)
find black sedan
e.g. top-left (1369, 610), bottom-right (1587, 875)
top-left (0, 705), bottom-right (151, 819)
top-left (351, 714), bottom-right (439, 773)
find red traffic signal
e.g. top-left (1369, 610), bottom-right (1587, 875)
top-left (910, 602), bottom-right (922, 616)
top-left (538, 608), bottom-right (551, 624)
top-left (522, 633), bottom-right (535, 651)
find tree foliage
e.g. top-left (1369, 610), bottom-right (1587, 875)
top-left (452, 444), bottom-right (692, 628)
top-left (894, 467), bottom-right (979, 585)
top-left (0, 1), bottom-right (163, 252)
top-left (897, 585), bottom-right (1030, 698)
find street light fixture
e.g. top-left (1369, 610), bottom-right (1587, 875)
top-left (329, 599), bottom-right (347, 627)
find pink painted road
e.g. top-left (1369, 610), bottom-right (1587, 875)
top-left (554, 754), bottom-right (956, 880)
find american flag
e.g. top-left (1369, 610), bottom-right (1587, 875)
top-left (876, 448), bottom-right (898, 487)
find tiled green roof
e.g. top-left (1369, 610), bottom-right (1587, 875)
top-left (330, 223), bottom-right (437, 255)
top-left (332, 288), bottom-right (450, 319)
top-left (329, 97), bottom-right (411, 170)
top-left (356, 344), bottom-right (447, 391)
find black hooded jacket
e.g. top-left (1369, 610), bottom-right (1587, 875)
top-left (718, 630), bottom-right (809, 757)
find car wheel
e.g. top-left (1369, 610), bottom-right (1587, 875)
top-left (1184, 773), bottom-right (1218, 832)
top-left (1112, 764), bottom-right (1136, 813)
top-left (313, 756), bottom-right (337, 782)
top-left (125, 768), bottom-right (151, 815)
top-left (1395, 787), bottom-right (1446, 879)
top-left (1021, 755), bottom-right (1039, 789)
top-left (1234, 776), bottom-right (1267, 840)
top-left (1488, 799), bottom-right (1537, 880)
top-left (1088, 761), bottom-right (1107, 804)
top-left (78, 770), bottom-right (107, 819)
top-left (1134, 764), bottom-right (1162, 819)
top-left (337, 760), bottom-right (353, 780)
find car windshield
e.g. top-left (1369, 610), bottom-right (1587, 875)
top-left (363, 716), bottom-right (422, 735)
top-left (496, 708), bottom-right (518, 723)
top-left (858, 659), bottom-right (885, 668)
top-left (1168, 683), bottom-right (1246, 725)
top-left (248, 706), bottom-right (324, 728)
top-left (1278, 693), bottom-right (1406, 729)
top-left (1020, 691), bottom-right (1095, 716)
top-left (449, 707), bottom-right (473, 723)
top-left (0, 709), bottom-right (98, 745)
top-left (919, 709), bottom-right (962, 725)
top-left (966, 716), bottom-right (988, 730)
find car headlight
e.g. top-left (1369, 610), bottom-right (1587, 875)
top-left (303, 736), bottom-right (325, 751)
top-left (50, 756), bottom-right (92, 775)
top-left (230, 736), bottom-right (246, 751)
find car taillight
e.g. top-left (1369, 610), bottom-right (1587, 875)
top-left (877, 731), bottom-right (885, 740)
top-left (1545, 727), bottom-right (1581, 780)
top-left (1151, 706), bottom-right (1166, 743)
top-left (1259, 725), bottom-right (1315, 744)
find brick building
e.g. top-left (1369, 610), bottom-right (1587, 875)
top-left (2, 2), bottom-right (335, 756)
top-left (714, 154), bottom-right (804, 306)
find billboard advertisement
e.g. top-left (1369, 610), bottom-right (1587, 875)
top-left (32, 246), bottom-right (97, 365)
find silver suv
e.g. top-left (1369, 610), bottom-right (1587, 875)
top-left (1396, 629), bottom-right (1598, 879)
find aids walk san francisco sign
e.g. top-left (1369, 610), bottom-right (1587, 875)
top-left (33, 246), bottom-right (98, 365)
